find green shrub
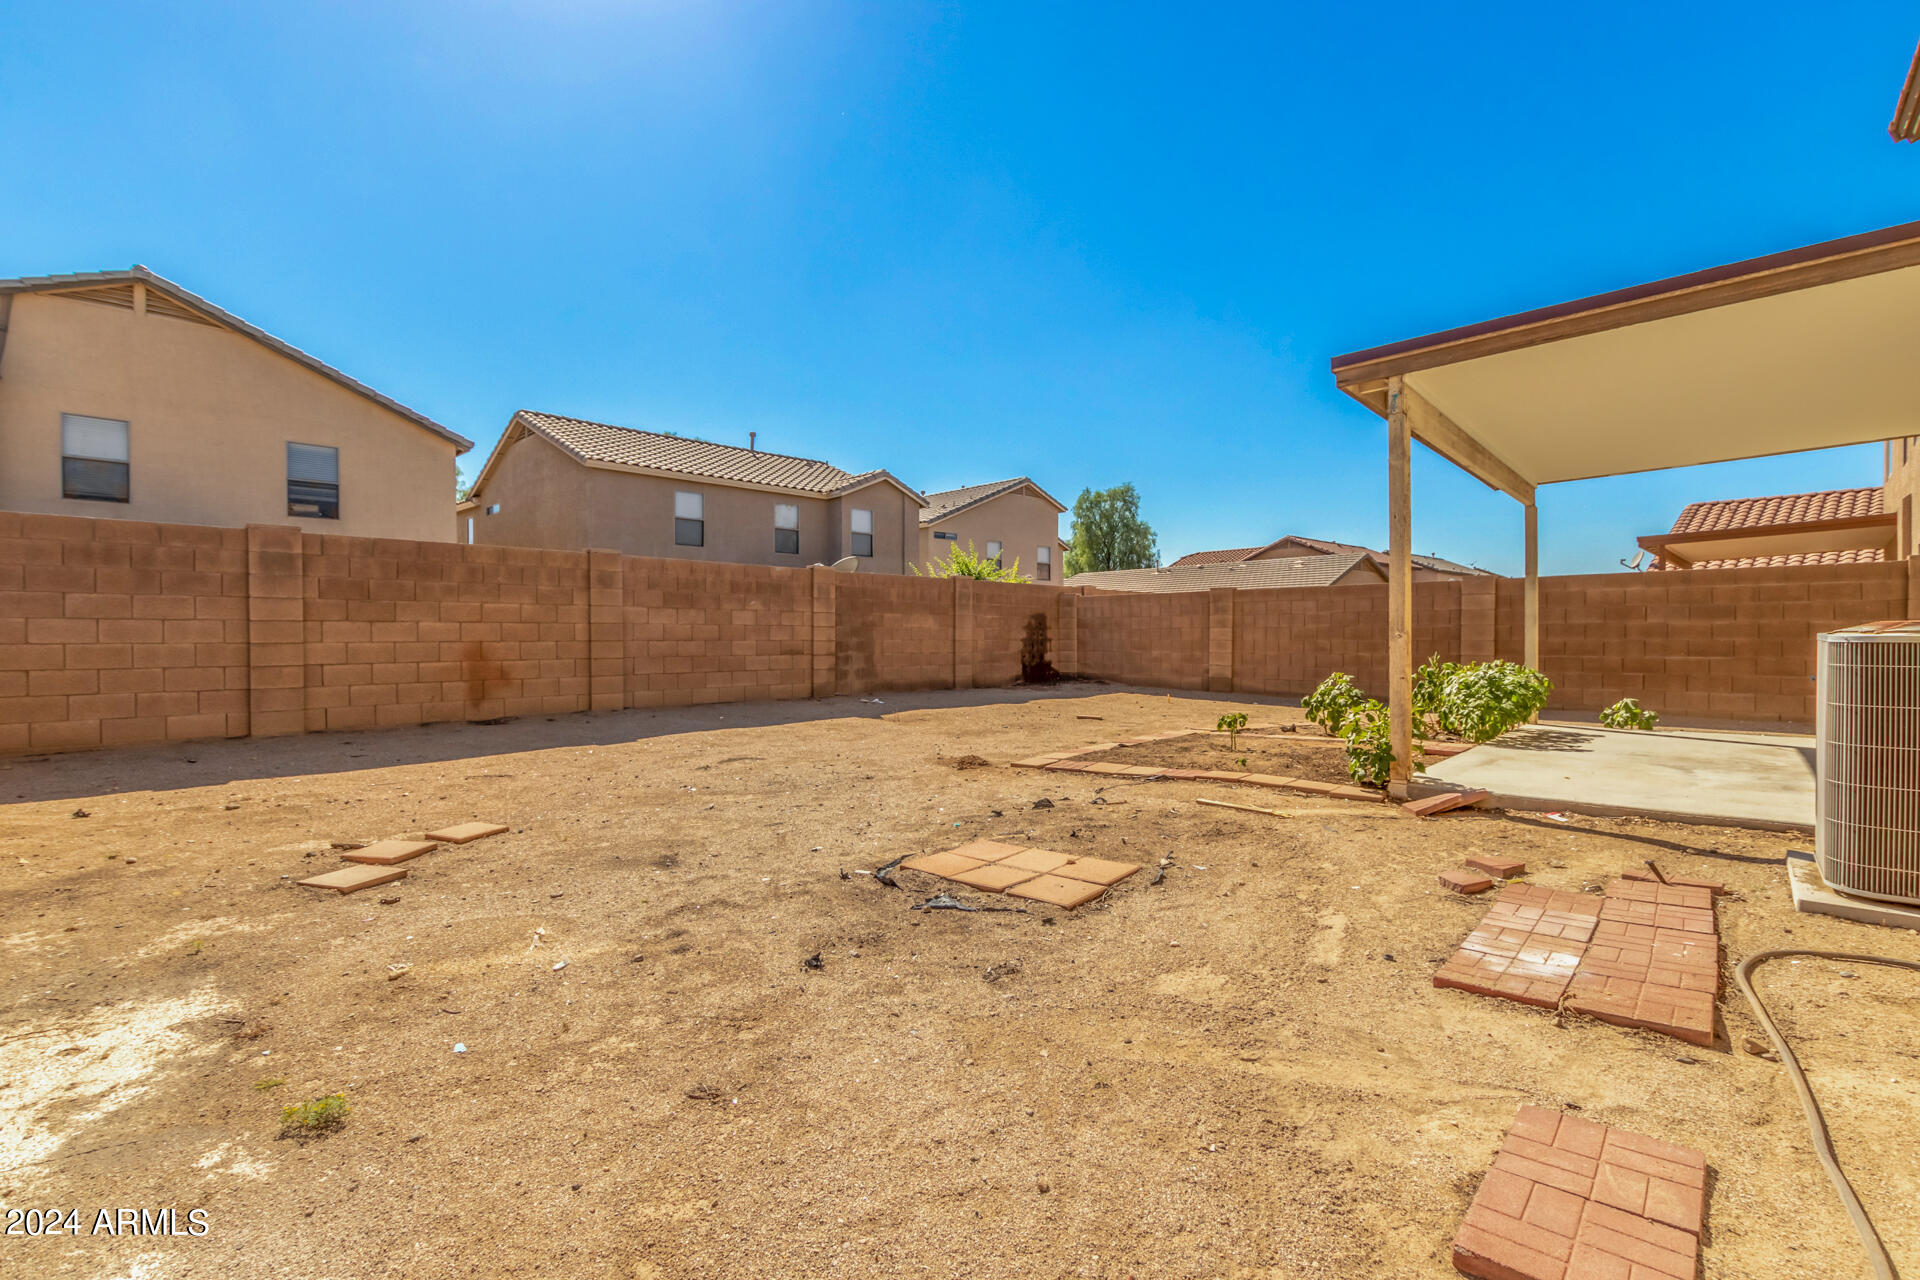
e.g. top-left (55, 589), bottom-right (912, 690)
top-left (911, 541), bottom-right (1029, 583)
top-left (281, 1092), bottom-right (350, 1134)
top-left (1339, 699), bottom-right (1420, 786)
top-left (1439, 661), bottom-right (1553, 743)
top-left (1215, 711), bottom-right (1248, 750)
top-left (1303, 672), bottom-right (1367, 735)
top-left (1412, 655), bottom-right (1460, 738)
top-left (1599, 697), bottom-right (1658, 730)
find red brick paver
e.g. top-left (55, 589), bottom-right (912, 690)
top-left (1434, 886), bottom-right (1599, 1009)
top-left (1404, 788), bottom-right (1491, 817)
top-left (1454, 1106), bottom-right (1705, 1280)
top-left (1467, 854), bottom-right (1528, 878)
top-left (1440, 868), bottom-right (1496, 894)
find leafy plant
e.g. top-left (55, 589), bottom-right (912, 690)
top-left (1303, 672), bottom-right (1367, 735)
top-left (1412, 655), bottom-right (1460, 738)
top-left (1215, 711), bottom-right (1249, 750)
top-left (1439, 661), bottom-right (1553, 743)
top-left (280, 1092), bottom-right (350, 1133)
top-left (1599, 697), bottom-right (1658, 730)
top-left (1235, 756), bottom-right (1249, 769)
top-left (1064, 483), bottom-right (1158, 575)
top-left (1338, 699), bottom-right (1421, 786)
top-left (911, 540), bottom-right (1028, 583)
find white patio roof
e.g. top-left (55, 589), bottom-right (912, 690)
top-left (1332, 220), bottom-right (1920, 492)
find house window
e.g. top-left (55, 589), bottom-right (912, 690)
top-left (466, 517), bottom-right (475, 544)
top-left (675, 491), bottom-right (704, 546)
top-left (1036, 544), bottom-right (1051, 581)
top-left (986, 540), bottom-right (1003, 567)
top-left (486, 503), bottom-right (500, 516)
top-left (934, 530), bottom-right (957, 541)
top-left (774, 503), bottom-right (799, 555)
top-left (850, 508), bottom-right (873, 557)
top-left (61, 414), bottom-right (130, 502)
top-left (286, 442), bottom-right (340, 519)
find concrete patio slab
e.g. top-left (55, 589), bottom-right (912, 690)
top-left (1422, 723), bottom-right (1814, 831)
top-left (1787, 851), bottom-right (1920, 929)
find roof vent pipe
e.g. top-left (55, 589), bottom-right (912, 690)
top-left (749, 431), bottom-right (757, 452)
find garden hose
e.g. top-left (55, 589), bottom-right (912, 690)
top-left (1734, 949), bottom-right (1920, 1280)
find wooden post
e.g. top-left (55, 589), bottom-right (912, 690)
top-left (1523, 502), bottom-right (1540, 670)
top-left (1387, 376), bottom-right (1414, 796)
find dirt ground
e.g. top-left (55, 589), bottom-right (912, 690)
top-left (1074, 729), bottom-right (1356, 787)
top-left (3, 686), bottom-right (1917, 1279)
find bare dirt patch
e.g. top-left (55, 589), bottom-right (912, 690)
top-left (0, 688), bottom-right (1913, 1279)
top-left (1074, 730), bottom-right (1361, 787)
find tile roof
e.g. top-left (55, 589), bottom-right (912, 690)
top-left (1167, 536), bottom-right (1490, 576)
top-left (919, 477), bottom-right (1066, 525)
top-left (512, 411), bottom-right (920, 498)
top-left (1070, 552), bottom-right (1384, 593)
top-left (1665, 487), bottom-right (1884, 535)
top-left (1649, 547), bottom-right (1887, 571)
top-left (0, 266), bottom-right (472, 451)
top-left (1166, 546), bottom-right (1264, 568)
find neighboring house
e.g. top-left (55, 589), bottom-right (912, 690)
top-left (1887, 438), bottom-right (1920, 559)
top-left (0, 266), bottom-right (472, 541)
top-left (1167, 534), bottom-right (1489, 581)
top-left (1636, 487), bottom-right (1896, 570)
top-left (917, 477), bottom-right (1067, 581)
top-left (1892, 37), bottom-right (1919, 141)
top-left (460, 411), bottom-right (925, 572)
top-left (1069, 552), bottom-right (1387, 593)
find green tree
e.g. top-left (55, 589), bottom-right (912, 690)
top-left (1064, 483), bottom-right (1158, 575)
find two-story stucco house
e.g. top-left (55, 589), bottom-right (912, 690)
top-left (916, 477), bottom-right (1068, 581)
top-left (0, 266), bottom-right (472, 540)
top-left (458, 411), bottom-right (926, 572)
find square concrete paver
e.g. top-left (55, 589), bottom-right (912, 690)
top-left (946, 839), bottom-right (1031, 863)
top-left (298, 865), bottom-right (410, 894)
top-left (997, 848), bottom-right (1072, 875)
top-left (901, 850), bottom-right (989, 878)
top-left (1051, 856), bottom-right (1139, 886)
top-left (424, 822), bottom-right (509, 844)
top-left (1007, 874), bottom-right (1108, 908)
top-left (945, 862), bottom-right (1041, 893)
top-left (341, 839), bottom-right (438, 866)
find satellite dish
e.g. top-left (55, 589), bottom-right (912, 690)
top-left (830, 556), bottom-right (858, 574)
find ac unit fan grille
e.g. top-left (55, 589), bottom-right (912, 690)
top-left (1818, 635), bottom-right (1920, 903)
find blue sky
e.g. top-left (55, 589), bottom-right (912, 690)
top-left (4, 2), bottom-right (1916, 573)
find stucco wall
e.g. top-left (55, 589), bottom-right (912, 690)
top-left (469, 431), bottom-right (921, 573)
top-left (918, 488), bottom-right (1064, 581)
top-left (1887, 436), bottom-right (1920, 559)
top-left (0, 292), bottom-right (461, 541)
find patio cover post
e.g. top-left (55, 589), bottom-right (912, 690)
top-left (1524, 498), bottom-right (1540, 671)
top-left (1386, 376), bottom-right (1414, 794)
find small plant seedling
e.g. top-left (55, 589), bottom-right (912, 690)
top-left (187, 939), bottom-right (205, 954)
top-left (255, 1078), bottom-right (286, 1091)
top-left (1599, 697), bottom-right (1659, 730)
top-left (1235, 756), bottom-right (1249, 769)
top-left (280, 1092), bottom-right (350, 1134)
top-left (1215, 711), bottom-right (1249, 750)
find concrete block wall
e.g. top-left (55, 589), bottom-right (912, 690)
top-left (834, 574), bottom-right (957, 694)
top-left (0, 512), bottom-right (250, 753)
top-left (970, 579), bottom-right (1060, 688)
top-left (1075, 589), bottom-right (1209, 690)
top-left (624, 557), bottom-right (812, 707)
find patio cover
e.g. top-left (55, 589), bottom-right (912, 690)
top-left (1330, 219), bottom-right (1920, 791)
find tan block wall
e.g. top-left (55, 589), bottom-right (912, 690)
top-left (3, 512), bottom-right (1913, 756)
top-left (624, 558), bottom-right (813, 707)
top-left (0, 293), bottom-right (461, 541)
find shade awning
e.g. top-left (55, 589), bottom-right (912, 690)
top-left (1332, 220), bottom-right (1920, 489)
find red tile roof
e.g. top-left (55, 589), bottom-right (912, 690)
top-left (1649, 547), bottom-right (1887, 571)
top-left (1666, 487), bottom-right (1883, 536)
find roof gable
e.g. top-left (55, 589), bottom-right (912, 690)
top-left (1072, 552), bottom-right (1387, 593)
top-left (0, 266), bottom-right (471, 452)
top-left (468, 410), bottom-right (923, 503)
top-left (919, 477), bottom-right (1067, 525)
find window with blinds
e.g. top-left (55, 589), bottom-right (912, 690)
top-left (850, 508), bottom-right (873, 557)
top-left (774, 503), bottom-right (799, 555)
top-left (675, 491), bottom-right (704, 546)
top-left (61, 414), bottom-right (130, 502)
top-left (287, 442), bottom-right (340, 519)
